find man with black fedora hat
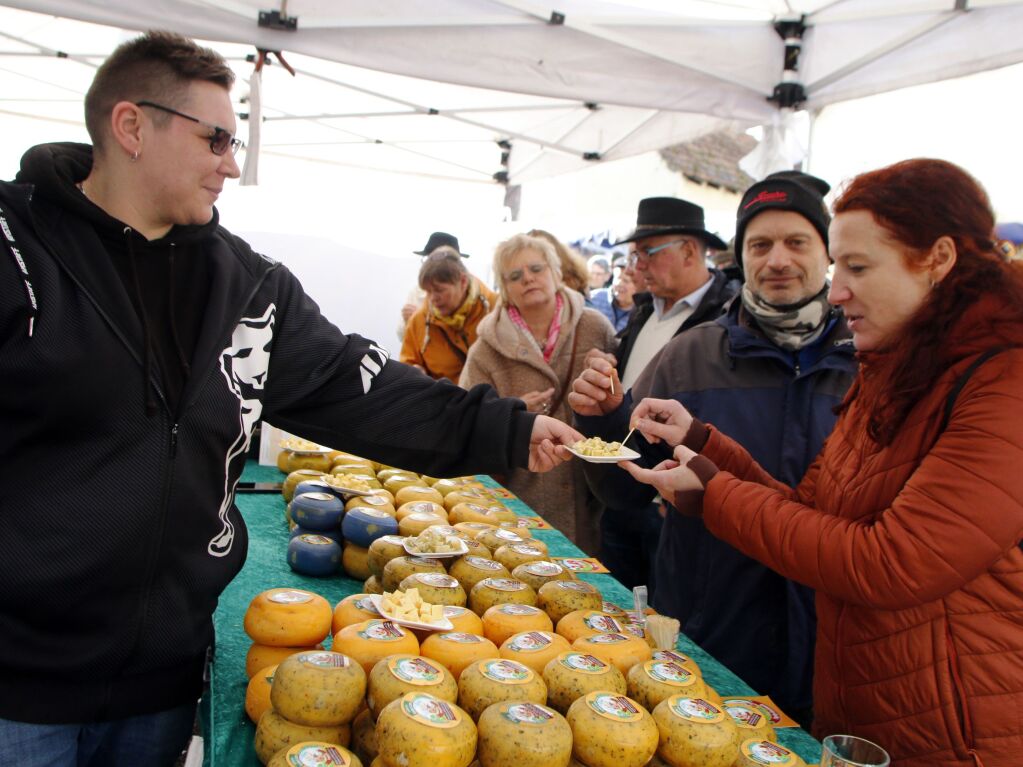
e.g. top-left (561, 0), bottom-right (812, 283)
top-left (570, 171), bottom-right (857, 725)
top-left (413, 231), bottom-right (470, 258)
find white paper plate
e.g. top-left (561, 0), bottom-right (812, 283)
top-left (369, 595), bottom-right (453, 632)
top-left (402, 538), bottom-right (469, 559)
top-left (566, 445), bottom-right (641, 463)
top-left (319, 481), bottom-right (375, 497)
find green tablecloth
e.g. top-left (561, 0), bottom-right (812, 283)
top-left (204, 461), bottom-right (821, 765)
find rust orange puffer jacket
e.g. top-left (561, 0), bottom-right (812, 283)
top-left (701, 295), bottom-right (1023, 767)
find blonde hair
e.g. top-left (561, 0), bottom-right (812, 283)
top-left (492, 233), bottom-right (562, 304)
top-left (529, 229), bottom-right (587, 295)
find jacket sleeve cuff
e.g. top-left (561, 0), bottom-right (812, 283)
top-left (671, 454), bottom-right (720, 517)
top-left (511, 409), bottom-right (538, 468)
top-left (682, 417), bottom-right (710, 452)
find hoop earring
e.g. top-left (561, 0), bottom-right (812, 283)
top-left (130, 150), bottom-right (140, 162)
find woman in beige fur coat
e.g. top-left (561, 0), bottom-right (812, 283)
top-left (460, 233), bottom-right (617, 552)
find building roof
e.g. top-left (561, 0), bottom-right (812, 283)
top-left (659, 130), bottom-right (757, 194)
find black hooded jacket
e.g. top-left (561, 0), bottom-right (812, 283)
top-left (0, 143), bottom-right (535, 723)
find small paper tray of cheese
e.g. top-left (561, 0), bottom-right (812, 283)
top-left (370, 593), bottom-right (453, 632)
top-left (279, 438), bottom-right (332, 455)
top-left (567, 437), bottom-right (640, 463)
top-left (316, 475), bottom-right (376, 497)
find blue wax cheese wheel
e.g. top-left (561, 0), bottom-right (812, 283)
top-left (566, 691), bottom-right (658, 767)
top-left (375, 692), bottom-right (478, 767)
top-left (367, 654), bottom-right (458, 719)
top-left (542, 651), bottom-right (627, 714)
top-left (476, 701), bottom-right (573, 767)
top-left (627, 659), bottom-right (709, 712)
top-left (651, 696), bottom-right (738, 767)
top-left (343, 506), bottom-right (400, 548)
top-left (735, 739), bottom-right (807, 767)
top-left (292, 491), bottom-right (345, 531)
top-left (271, 651), bottom-right (367, 727)
top-left (289, 534), bottom-right (342, 576)
top-left (457, 658), bottom-right (548, 721)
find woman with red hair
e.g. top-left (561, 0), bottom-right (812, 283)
top-left (623, 159), bottom-right (1023, 766)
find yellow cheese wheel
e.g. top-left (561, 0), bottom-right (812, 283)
top-left (496, 519), bottom-right (534, 537)
top-left (511, 561), bottom-right (573, 591)
top-left (566, 692), bottom-right (658, 767)
top-left (376, 467), bottom-right (412, 482)
top-left (245, 663), bottom-right (278, 724)
top-left (420, 632), bottom-right (500, 680)
top-left (332, 454), bottom-right (375, 470)
top-left (651, 649), bottom-right (703, 679)
top-left (399, 512), bottom-right (450, 537)
top-left (267, 742), bottom-right (363, 767)
top-left (396, 501), bottom-right (448, 521)
top-left (480, 506), bottom-right (517, 525)
top-left (255, 709), bottom-right (351, 765)
top-left (444, 489), bottom-right (498, 513)
top-left (538, 581), bottom-right (603, 624)
top-left (246, 643), bottom-right (322, 679)
top-left (449, 503), bottom-right (500, 526)
top-left (475, 528), bottom-right (528, 553)
top-left (245, 588), bottom-right (333, 647)
top-left (367, 654), bottom-right (458, 719)
top-left (542, 651), bottom-right (627, 714)
top-left (481, 604), bottom-right (552, 647)
top-left (351, 709), bottom-right (379, 765)
top-left (433, 478), bottom-right (485, 496)
top-left (366, 487), bottom-right (396, 505)
top-left (627, 659), bottom-right (708, 712)
top-left (735, 739), bottom-right (807, 767)
top-left (375, 692), bottom-right (477, 767)
top-left (469, 578), bottom-right (537, 616)
top-left (333, 594), bottom-right (384, 635)
top-left (448, 556), bottom-right (511, 593)
top-left (477, 701), bottom-right (572, 767)
top-left (364, 575), bottom-right (384, 595)
top-left (395, 485), bottom-right (445, 507)
top-left (270, 651), bottom-right (368, 726)
top-left (367, 536), bottom-right (407, 579)
top-left (348, 495), bottom-right (397, 517)
top-left (453, 521), bottom-right (496, 537)
top-left (441, 606), bottom-right (485, 636)
top-left (724, 701), bottom-right (777, 747)
top-left (400, 573), bottom-right (468, 607)
top-left (283, 469), bottom-right (330, 501)
top-left (333, 620), bottom-right (421, 675)
top-left (499, 630), bottom-right (571, 675)
top-left (651, 696), bottom-right (738, 767)
top-left (343, 544), bottom-right (373, 581)
top-left (461, 538), bottom-right (493, 560)
top-left (382, 556), bottom-right (446, 592)
top-left (384, 475), bottom-right (427, 496)
top-left (457, 658), bottom-right (548, 720)
top-left (571, 633), bottom-right (652, 676)
top-left (556, 610), bottom-right (627, 643)
top-left (493, 543), bottom-right (547, 571)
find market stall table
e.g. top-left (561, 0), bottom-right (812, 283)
top-left (202, 461), bottom-right (822, 766)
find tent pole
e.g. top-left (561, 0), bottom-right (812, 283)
top-left (804, 107), bottom-right (821, 174)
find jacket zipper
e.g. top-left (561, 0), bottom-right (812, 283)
top-left (945, 623), bottom-right (984, 764)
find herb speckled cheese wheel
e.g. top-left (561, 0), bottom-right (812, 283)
top-left (245, 663), bottom-right (277, 724)
top-left (367, 536), bottom-right (407, 579)
top-left (651, 696), bottom-right (738, 767)
top-left (457, 658), bottom-right (548, 720)
top-left (444, 489), bottom-right (498, 513)
top-left (368, 654), bottom-right (458, 719)
top-left (542, 651), bottom-right (627, 714)
top-left (395, 485), bottom-right (445, 507)
top-left (499, 631), bottom-right (571, 675)
top-left (267, 742), bottom-right (363, 767)
top-left (469, 578), bottom-right (537, 616)
top-left (382, 556), bottom-right (446, 592)
top-left (448, 503), bottom-right (499, 525)
top-left (255, 709), bottom-right (352, 765)
top-left (571, 632), bottom-right (652, 675)
top-left (283, 469), bottom-right (327, 501)
top-left (511, 561), bottom-right (573, 591)
top-left (433, 478), bottom-right (485, 497)
top-left (400, 573), bottom-right (468, 607)
top-left (399, 512), bottom-right (450, 538)
top-left (246, 643), bottom-right (322, 679)
top-left (383, 475), bottom-right (427, 496)
top-left (475, 528), bottom-right (529, 553)
top-left (245, 589), bottom-right (333, 647)
top-left (538, 581), bottom-right (602, 624)
top-left (461, 538), bottom-right (493, 560)
top-left (652, 649), bottom-right (702, 678)
top-left (420, 632), bottom-right (500, 679)
top-left (343, 544), bottom-right (373, 581)
top-left (271, 651), bottom-right (367, 726)
top-left (453, 521), bottom-right (496, 537)
top-left (375, 692), bottom-right (477, 767)
top-left (476, 701), bottom-right (572, 767)
top-left (396, 501), bottom-right (448, 522)
top-left (493, 543), bottom-right (547, 571)
top-left (482, 604), bottom-right (553, 646)
top-left (566, 692), bottom-right (658, 767)
top-left (364, 575), bottom-right (384, 595)
top-left (735, 739), bottom-right (807, 767)
top-left (333, 594), bottom-right (383, 634)
top-left (333, 620), bottom-right (421, 675)
top-left (449, 556), bottom-right (510, 592)
top-left (627, 659), bottom-right (708, 712)
top-left (724, 701), bottom-right (777, 747)
top-left (352, 709), bottom-right (379, 764)
top-left (556, 610), bottom-right (627, 643)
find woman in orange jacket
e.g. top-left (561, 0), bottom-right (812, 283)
top-left (623, 159), bottom-right (1023, 767)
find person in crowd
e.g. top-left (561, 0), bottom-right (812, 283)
top-left (399, 247), bottom-right (496, 381)
top-left (528, 228), bottom-right (589, 301)
top-left (589, 265), bottom-right (637, 332)
top-left (0, 32), bottom-right (580, 767)
top-left (577, 197), bottom-right (738, 590)
top-left (569, 171), bottom-right (857, 724)
top-left (587, 253), bottom-right (612, 290)
top-left (622, 159), bottom-right (1023, 767)
top-left (396, 231), bottom-right (468, 340)
top-left (995, 221), bottom-right (1023, 260)
top-left (461, 233), bottom-right (617, 552)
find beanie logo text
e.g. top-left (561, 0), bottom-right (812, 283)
top-left (744, 190), bottom-right (788, 209)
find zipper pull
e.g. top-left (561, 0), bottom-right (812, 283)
top-left (170, 423), bottom-right (179, 457)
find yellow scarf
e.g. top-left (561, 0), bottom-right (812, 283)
top-left (429, 278), bottom-right (479, 331)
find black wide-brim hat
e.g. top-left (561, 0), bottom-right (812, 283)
top-left (613, 197), bottom-right (727, 251)
top-left (414, 231), bottom-right (469, 257)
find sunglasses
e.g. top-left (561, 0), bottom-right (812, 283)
top-left (135, 101), bottom-right (244, 156)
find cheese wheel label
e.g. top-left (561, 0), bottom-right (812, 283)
top-left (558, 653), bottom-right (611, 674)
top-left (379, 535), bottom-right (405, 545)
top-left (440, 632), bottom-right (482, 644)
top-left (415, 573), bottom-right (459, 588)
top-left (389, 656), bottom-right (443, 685)
top-left (726, 702), bottom-right (766, 729)
top-left (601, 601), bottom-right (625, 615)
top-left (508, 631), bottom-right (552, 652)
top-left (559, 581), bottom-right (596, 593)
top-left (359, 621), bottom-right (407, 641)
top-left (739, 739), bottom-right (799, 765)
top-left (407, 511), bottom-right (441, 522)
top-left (498, 604), bottom-right (541, 616)
top-left (354, 597), bottom-right (381, 614)
top-left (284, 743), bottom-right (350, 766)
top-left (509, 544), bottom-right (544, 556)
top-left (406, 556), bottom-right (435, 566)
top-left (358, 508), bottom-right (391, 520)
top-left (583, 614), bottom-right (623, 633)
top-left (723, 698), bottom-right (783, 725)
top-left (400, 692), bottom-right (462, 729)
top-left (623, 623), bottom-right (646, 640)
top-left (442, 606), bottom-right (468, 618)
top-left (467, 556), bottom-right (503, 570)
top-left (267, 590), bottom-right (314, 605)
top-left (299, 535), bottom-right (334, 546)
top-left (361, 495), bottom-right (390, 506)
top-left (654, 649), bottom-right (695, 666)
top-left (586, 632), bottom-right (629, 645)
top-left (494, 529), bottom-right (524, 543)
top-left (502, 702), bottom-right (554, 725)
top-left (479, 659), bottom-right (534, 684)
top-left (668, 697), bottom-right (725, 723)
top-left (585, 692), bottom-right (643, 722)
top-left (487, 578), bottom-right (527, 592)
top-left (464, 503), bottom-right (490, 513)
top-left (299, 652), bottom-right (350, 669)
top-left (644, 660), bottom-right (696, 686)
top-left (298, 491), bottom-right (335, 501)
top-left (523, 562), bottom-right (564, 577)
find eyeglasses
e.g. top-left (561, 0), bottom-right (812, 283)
top-left (135, 101), bottom-right (244, 156)
top-left (505, 262), bottom-right (549, 283)
top-left (627, 238), bottom-right (690, 267)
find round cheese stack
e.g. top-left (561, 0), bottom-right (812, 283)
top-left (457, 658), bottom-right (548, 720)
top-left (246, 643), bottom-right (322, 679)
top-left (400, 573), bottom-right (468, 607)
top-left (363, 575), bottom-right (384, 595)
top-left (651, 696), bottom-right (738, 767)
top-left (724, 701), bottom-right (777, 747)
top-left (367, 536), bottom-right (407, 579)
top-left (448, 556), bottom-right (511, 592)
top-left (735, 739), bottom-right (807, 767)
top-left (395, 485), bottom-right (446, 507)
top-left (482, 604), bottom-right (553, 646)
top-left (283, 469), bottom-right (328, 501)
top-left (571, 633), bottom-right (652, 675)
top-left (493, 543), bottom-right (547, 571)
top-left (267, 742), bottom-right (363, 767)
top-left (333, 594), bottom-right (383, 634)
top-left (245, 663), bottom-right (277, 724)
top-left (352, 709), bottom-right (379, 764)
top-left (343, 507), bottom-right (401, 549)
top-left (396, 501), bottom-right (448, 522)
top-left (566, 692), bottom-right (658, 767)
top-left (245, 589), bottom-right (332, 647)
top-left (542, 651), bottom-right (627, 714)
top-left (255, 709), bottom-right (351, 765)
top-left (289, 534), bottom-right (343, 577)
top-left (271, 651), bottom-right (367, 726)
top-left (367, 654), bottom-right (458, 719)
top-left (538, 581), bottom-right (603, 624)
top-left (627, 659), bottom-right (708, 712)
top-left (399, 511), bottom-right (450, 537)
top-left (347, 494), bottom-right (397, 517)
top-left (477, 701), bottom-right (572, 767)
top-left (449, 502), bottom-right (500, 526)
top-left (444, 489), bottom-right (497, 513)
top-left (343, 544), bottom-right (373, 581)
top-left (469, 578), bottom-right (537, 615)
top-left (382, 555), bottom-right (446, 592)
top-left (475, 528), bottom-right (529, 553)
top-left (375, 692), bottom-right (477, 767)
top-left (556, 610), bottom-right (627, 643)
top-left (442, 606), bottom-right (485, 636)
top-left (420, 632), bottom-right (500, 679)
top-left (499, 631), bottom-right (571, 675)
top-left (384, 475), bottom-right (427, 496)
top-left (511, 561), bottom-right (572, 591)
top-left (333, 620), bottom-right (421, 675)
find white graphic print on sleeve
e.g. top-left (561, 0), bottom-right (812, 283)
top-left (208, 303), bottom-right (275, 557)
top-left (360, 343), bottom-right (389, 394)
